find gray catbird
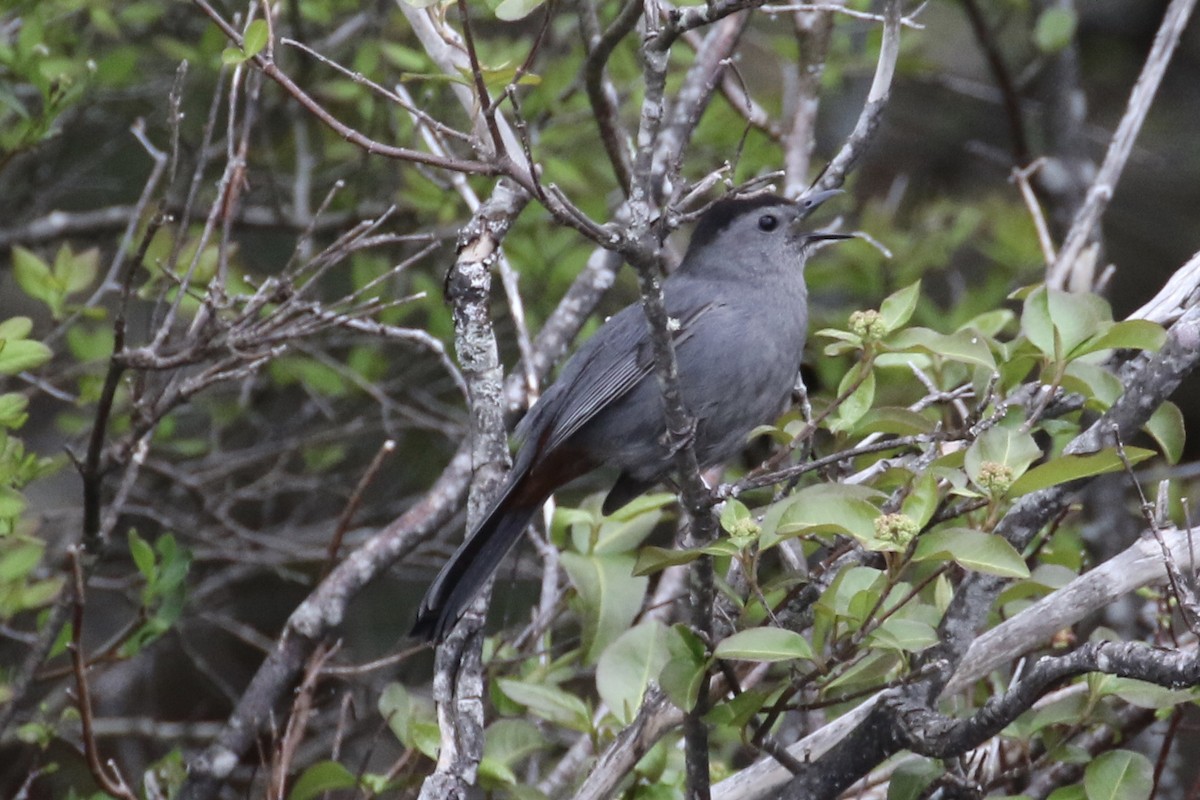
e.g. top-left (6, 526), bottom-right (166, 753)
top-left (411, 191), bottom-right (846, 641)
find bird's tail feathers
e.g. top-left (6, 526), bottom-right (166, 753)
top-left (409, 494), bottom-right (540, 642)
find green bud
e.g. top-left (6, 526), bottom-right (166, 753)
top-left (976, 461), bottom-right (1014, 497)
top-left (849, 309), bottom-right (887, 342)
top-left (874, 512), bottom-right (919, 547)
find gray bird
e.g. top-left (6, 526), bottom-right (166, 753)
top-left (412, 191), bottom-right (846, 641)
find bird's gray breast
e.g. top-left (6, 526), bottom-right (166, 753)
top-left (575, 285), bottom-right (807, 480)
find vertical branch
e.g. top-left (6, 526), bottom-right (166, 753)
top-left (626, 8), bottom-right (719, 799)
top-left (580, 0), bottom-right (644, 194)
top-left (813, 0), bottom-right (900, 192)
top-left (960, 0), bottom-right (1031, 165)
top-left (418, 179), bottom-right (530, 800)
top-left (783, 3), bottom-right (837, 196)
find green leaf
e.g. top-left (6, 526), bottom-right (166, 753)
top-left (595, 621), bottom-right (674, 724)
top-left (0, 339), bottom-right (53, 375)
top-left (965, 426), bottom-right (1042, 486)
top-left (0, 393), bottom-right (29, 428)
top-left (1021, 286), bottom-right (1112, 360)
top-left (561, 551), bottom-right (647, 664)
top-left (128, 529), bottom-right (156, 580)
top-left (1035, 6), bottom-right (1078, 53)
top-left (770, 484), bottom-right (883, 549)
top-left (53, 244), bottom-right (99, 294)
top-left (0, 540), bottom-right (43, 581)
top-left (912, 528), bottom-right (1030, 578)
top-left (1145, 402), bottom-right (1185, 465)
top-left (866, 617), bottom-right (938, 653)
top-left (498, 679), bottom-right (592, 732)
top-left (901, 470), bottom-right (939, 528)
top-left (660, 625), bottom-right (708, 712)
top-left (878, 280), bottom-right (921, 332)
top-left (1083, 749), bottom-right (1152, 800)
top-left (719, 499), bottom-right (752, 533)
top-left (242, 19), bottom-right (268, 57)
top-left (12, 247), bottom-right (59, 311)
top-left (1074, 319), bottom-right (1166, 358)
top-left (886, 327), bottom-right (996, 370)
top-left (713, 627), bottom-right (813, 662)
top-left (378, 682), bottom-right (438, 756)
top-left (590, 498), bottom-right (671, 554)
top-left (853, 407), bottom-right (936, 436)
top-left (633, 545), bottom-right (703, 575)
top-left (0, 317), bottom-right (33, 340)
top-left (221, 47), bottom-right (248, 65)
top-left (495, 0), bottom-right (547, 21)
top-left (482, 719), bottom-right (546, 778)
top-left (1009, 447), bottom-right (1155, 496)
top-left (0, 488), bottom-right (27, 525)
top-left (823, 650), bottom-right (902, 694)
top-left (831, 366), bottom-right (875, 433)
top-left (887, 756), bottom-right (943, 800)
top-left (1097, 677), bottom-right (1199, 710)
top-left (287, 761), bottom-right (357, 800)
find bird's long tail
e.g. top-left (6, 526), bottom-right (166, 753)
top-left (411, 451), bottom-right (589, 642)
top-left (409, 494), bottom-right (540, 642)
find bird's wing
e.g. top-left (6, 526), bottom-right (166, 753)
top-left (530, 299), bottom-right (718, 456)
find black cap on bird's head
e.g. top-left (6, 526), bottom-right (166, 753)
top-left (684, 190), bottom-right (849, 261)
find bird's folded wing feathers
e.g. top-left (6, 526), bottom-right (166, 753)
top-left (531, 301), bottom-right (718, 456)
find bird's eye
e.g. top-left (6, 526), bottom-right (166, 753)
top-left (758, 214), bottom-right (778, 232)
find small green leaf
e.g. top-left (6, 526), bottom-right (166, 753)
top-left (221, 47), bottom-right (248, 65)
top-left (660, 625), bottom-right (708, 712)
top-left (0, 317), bottom-right (33, 340)
top-left (886, 327), bottom-right (996, 370)
top-left (1035, 6), bottom-right (1078, 53)
top-left (965, 426), bottom-right (1042, 487)
top-left (498, 679), bottom-right (592, 732)
top-left (831, 366), bottom-right (875, 433)
top-left (378, 682), bottom-right (438, 757)
top-left (714, 627), bottom-right (813, 662)
top-left (1083, 749), bottom-right (1152, 800)
top-left (0, 540), bottom-right (43, 581)
top-left (287, 761), bottom-right (357, 800)
top-left (242, 19), bottom-right (268, 57)
top-left (1074, 319), bottom-right (1166, 357)
top-left (1145, 402), bottom-right (1184, 465)
top-left (53, 245), bottom-right (99, 294)
top-left (633, 545), bottom-right (703, 575)
top-left (128, 529), bottom-right (156, 580)
top-left (878, 280), bottom-right (921, 332)
top-left (1009, 447), bottom-right (1155, 496)
top-left (823, 650), bottom-right (902, 693)
top-left (0, 340), bottom-right (52, 375)
top-left (719, 499), bottom-right (752, 533)
top-left (901, 470), bottom-right (939, 529)
top-left (0, 393), bottom-right (28, 428)
top-left (912, 528), bottom-right (1030, 578)
top-left (595, 621), bottom-right (673, 724)
top-left (495, 0), bottom-right (547, 21)
top-left (482, 719), bottom-right (546, 775)
top-left (12, 247), bottom-right (58, 310)
top-left (867, 617), bottom-right (938, 653)
top-left (853, 407), bottom-right (936, 436)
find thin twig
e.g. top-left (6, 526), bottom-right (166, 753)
top-left (1047, 0), bottom-right (1197, 289)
